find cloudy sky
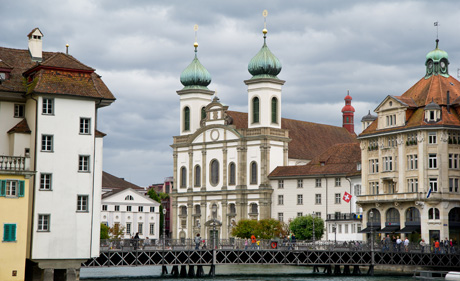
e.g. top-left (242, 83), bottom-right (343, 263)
top-left (2, 0), bottom-right (460, 187)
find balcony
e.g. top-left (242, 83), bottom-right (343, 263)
top-left (326, 213), bottom-right (362, 221)
top-left (0, 155), bottom-right (30, 172)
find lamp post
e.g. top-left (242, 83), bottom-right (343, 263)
top-left (212, 204), bottom-right (217, 250)
top-left (312, 211), bottom-right (315, 244)
top-left (370, 210), bottom-right (374, 276)
top-left (163, 207), bottom-right (167, 248)
top-left (334, 224), bottom-right (337, 244)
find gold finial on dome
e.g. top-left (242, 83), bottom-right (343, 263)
top-left (262, 10), bottom-right (268, 34)
top-left (193, 24), bottom-right (199, 51)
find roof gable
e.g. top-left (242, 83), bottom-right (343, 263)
top-left (102, 188), bottom-right (160, 205)
top-left (375, 95), bottom-right (410, 112)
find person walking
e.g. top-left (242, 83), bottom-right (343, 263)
top-left (420, 239), bottom-right (426, 253)
top-left (384, 235), bottom-right (391, 252)
top-left (244, 238), bottom-right (248, 250)
top-left (434, 240), bottom-right (440, 254)
top-left (195, 233), bottom-right (201, 250)
top-left (396, 236), bottom-right (402, 252)
top-left (450, 239), bottom-right (455, 254)
top-left (133, 232), bottom-right (140, 250)
top-left (251, 235), bottom-right (257, 249)
top-left (404, 237), bottom-right (410, 252)
top-left (291, 233), bottom-right (296, 250)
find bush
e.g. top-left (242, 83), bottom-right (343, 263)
top-left (289, 215), bottom-right (324, 240)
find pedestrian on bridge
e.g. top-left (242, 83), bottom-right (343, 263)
top-left (244, 238), bottom-right (248, 250)
top-left (420, 239), bottom-right (426, 253)
top-left (251, 235), bottom-right (257, 249)
top-left (434, 240), bottom-right (440, 254)
top-left (195, 234), bottom-right (201, 250)
top-left (404, 238), bottom-right (409, 252)
top-left (396, 236), bottom-right (402, 252)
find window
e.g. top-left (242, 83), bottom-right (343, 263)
top-left (386, 114), bottom-right (396, 126)
top-left (102, 205), bottom-right (108, 211)
top-left (3, 224), bottom-right (16, 242)
top-left (77, 195), bottom-right (88, 212)
top-left (278, 180), bottom-right (284, 189)
top-left (150, 207), bottom-right (155, 212)
top-left (428, 132), bottom-right (437, 144)
top-left (228, 162), bottom-right (236, 185)
top-left (335, 178), bottom-right (341, 187)
top-left (194, 165), bottom-right (201, 187)
top-left (183, 107), bottom-right (190, 131)
top-left (180, 167), bottom-right (187, 188)
top-left (297, 194), bottom-right (303, 205)
top-left (252, 97), bottom-right (259, 123)
top-left (382, 156), bottom-right (393, 171)
top-left (126, 206), bottom-right (132, 212)
top-left (79, 118), bottom-right (91, 134)
top-left (354, 184), bottom-right (362, 196)
top-left (42, 98), bottom-right (54, 115)
top-left (195, 204), bottom-right (201, 215)
top-left (38, 214), bottom-right (50, 231)
top-left (335, 193), bottom-right (341, 204)
top-left (181, 219), bottom-right (187, 228)
top-left (229, 203), bottom-right (236, 215)
top-left (150, 223), bottom-right (155, 235)
top-left (407, 179), bottom-right (418, 193)
top-left (387, 182), bottom-right (396, 194)
top-left (278, 195), bottom-right (284, 205)
top-left (250, 162), bottom-right (257, 184)
top-left (450, 178), bottom-right (459, 192)
top-left (406, 207), bottom-right (420, 222)
top-left (126, 223), bottom-right (131, 235)
top-left (210, 160), bottom-right (219, 186)
top-left (407, 155), bottom-right (418, 170)
top-left (369, 159), bottom-right (379, 174)
top-left (297, 212), bottom-right (303, 217)
top-left (78, 155), bottom-right (90, 172)
top-left (315, 194), bottom-right (321, 204)
top-left (315, 212), bottom-right (321, 218)
top-left (138, 206), bottom-right (143, 212)
top-left (180, 206), bottom-right (187, 216)
top-left (201, 107), bottom-right (206, 120)
top-left (387, 136), bottom-right (397, 147)
top-left (271, 97), bottom-right (278, 123)
top-left (357, 162), bottom-right (361, 171)
top-left (428, 154), bottom-right (437, 169)
top-left (429, 178), bottom-right (438, 193)
top-left (125, 195), bottom-right (134, 200)
top-left (315, 178), bottom-right (321, 187)
top-left (344, 224), bottom-right (348, 234)
top-left (338, 224), bottom-right (342, 233)
top-left (428, 208), bottom-right (440, 220)
top-left (278, 212), bottom-right (284, 222)
top-left (14, 104), bottom-right (25, 118)
top-left (6, 180), bottom-right (17, 197)
top-left (41, 135), bottom-right (53, 151)
top-left (370, 182), bottom-right (379, 195)
top-left (138, 223), bottom-right (143, 235)
top-left (449, 154), bottom-right (459, 169)
top-left (115, 205), bottom-right (120, 211)
top-left (250, 203), bottom-right (258, 214)
top-left (297, 179), bottom-right (303, 188)
top-left (40, 173), bottom-right (52, 190)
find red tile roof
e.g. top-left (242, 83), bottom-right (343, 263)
top-left (269, 143), bottom-right (361, 178)
top-left (7, 119), bottom-right (31, 134)
top-left (227, 111), bottom-right (357, 160)
top-left (102, 171), bottom-right (144, 192)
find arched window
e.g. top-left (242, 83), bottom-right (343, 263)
top-left (195, 204), bottom-right (201, 215)
top-left (250, 162), bottom-right (257, 184)
top-left (210, 159), bottom-right (219, 186)
top-left (228, 162), bottom-right (236, 185)
top-left (252, 97), bottom-right (259, 123)
top-left (406, 207), bottom-right (420, 222)
top-left (201, 107), bottom-right (206, 120)
top-left (271, 97), bottom-right (278, 123)
top-left (180, 206), bottom-right (187, 216)
top-left (229, 203), bottom-right (236, 215)
top-left (180, 166), bottom-right (187, 188)
top-left (194, 165), bottom-right (201, 187)
top-left (184, 107), bottom-right (190, 131)
top-left (386, 208), bottom-right (400, 223)
top-left (429, 208), bottom-right (440, 220)
top-left (250, 203), bottom-right (258, 214)
top-left (368, 208), bottom-right (381, 223)
top-left (125, 195), bottom-right (134, 201)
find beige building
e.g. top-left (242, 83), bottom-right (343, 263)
top-left (357, 40), bottom-right (460, 245)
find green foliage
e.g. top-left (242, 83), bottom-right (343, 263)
top-left (148, 188), bottom-right (165, 237)
top-left (289, 215), bottom-right (324, 240)
top-left (109, 224), bottom-right (125, 239)
top-left (100, 223), bottom-right (110, 239)
top-left (231, 219), bottom-right (287, 239)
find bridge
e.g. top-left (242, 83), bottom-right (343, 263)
top-left (82, 239), bottom-right (460, 277)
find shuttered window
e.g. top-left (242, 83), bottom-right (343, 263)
top-left (3, 224), bottom-right (17, 242)
top-left (0, 180), bottom-right (25, 197)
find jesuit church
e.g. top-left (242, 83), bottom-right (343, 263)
top-left (170, 27), bottom-right (358, 241)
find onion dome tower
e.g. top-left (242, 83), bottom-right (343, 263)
top-left (361, 110), bottom-right (377, 131)
top-left (177, 28), bottom-right (214, 135)
top-left (425, 39), bottom-right (449, 78)
top-left (245, 11), bottom-right (285, 129)
top-left (341, 91), bottom-right (355, 134)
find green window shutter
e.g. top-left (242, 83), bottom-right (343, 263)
top-left (3, 224), bottom-right (12, 241)
top-left (11, 224), bottom-right (16, 241)
top-left (0, 180), bottom-right (6, 196)
top-left (18, 181), bottom-right (25, 197)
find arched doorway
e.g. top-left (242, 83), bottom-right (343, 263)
top-left (449, 208), bottom-right (460, 246)
top-left (379, 208), bottom-right (400, 234)
top-left (360, 208), bottom-right (381, 241)
top-left (402, 207), bottom-right (421, 242)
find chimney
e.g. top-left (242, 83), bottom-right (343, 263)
top-left (447, 91), bottom-right (450, 113)
top-left (27, 28), bottom-right (43, 62)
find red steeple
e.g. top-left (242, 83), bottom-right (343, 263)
top-left (341, 91), bottom-right (355, 134)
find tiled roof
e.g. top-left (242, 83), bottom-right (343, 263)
top-left (0, 46), bottom-right (115, 101)
top-left (227, 111), bottom-right (357, 160)
top-left (102, 171), bottom-right (144, 192)
top-left (401, 75), bottom-right (460, 107)
top-left (269, 143), bottom-right (361, 178)
top-left (7, 119), bottom-right (31, 134)
top-left (95, 130), bottom-right (107, 137)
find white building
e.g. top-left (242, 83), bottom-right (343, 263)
top-left (0, 28), bottom-right (115, 279)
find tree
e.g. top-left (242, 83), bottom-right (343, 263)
top-left (148, 188), bottom-right (167, 237)
top-left (231, 219), bottom-right (258, 238)
top-left (231, 219), bottom-right (287, 239)
top-left (109, 224), bottom-right (125, 239)
top-left (289, 215), bottom-right (324, 240)
top-left (100, 223), bottom-right (110, 239)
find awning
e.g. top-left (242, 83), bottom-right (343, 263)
top-left (397, 225), bottom-right (421, 233)
top-left (359, 227), bottom-right (381, 233)
top-left (377, 226), bottom-right (400, 233)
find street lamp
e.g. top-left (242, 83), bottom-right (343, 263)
top-left (334, 223), bottom-right (337, 244)
top-left (369, 210), bottom-right (374, 276)
top-left (163, 207), bottom-right (167, 249)
top-left (312, 211), bottom-right (315, 244)
top-left (212, 204), bottom-right (217, 250)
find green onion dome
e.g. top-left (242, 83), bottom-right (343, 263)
top-left (426, 39), bottom-right (448, 63)
top-left (180, 43), bottom-right (211, 89)
top-left (248, 29), bottom-right (282, 79)
top-left (425, 39), bottom-right (449, 78)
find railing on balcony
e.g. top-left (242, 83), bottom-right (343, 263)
top-left (0, 155), bottom-right (29, 171)
top-left (326, 213), bottom-right (363, 221)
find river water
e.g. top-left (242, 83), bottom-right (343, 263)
top-left (80, 265), bottom-right (414, 280)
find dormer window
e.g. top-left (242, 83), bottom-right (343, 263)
top-left (0, 72), bottom-right (5, 81)
top-left (386, 114), bottom-right (396, 127)
top-left (424, 99), bottom-right (441, 123)
top-left (33, 35), bottom-right (42, 40)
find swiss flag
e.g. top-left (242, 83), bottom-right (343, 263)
top-left (343, 191), bottom-right (352, 203)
